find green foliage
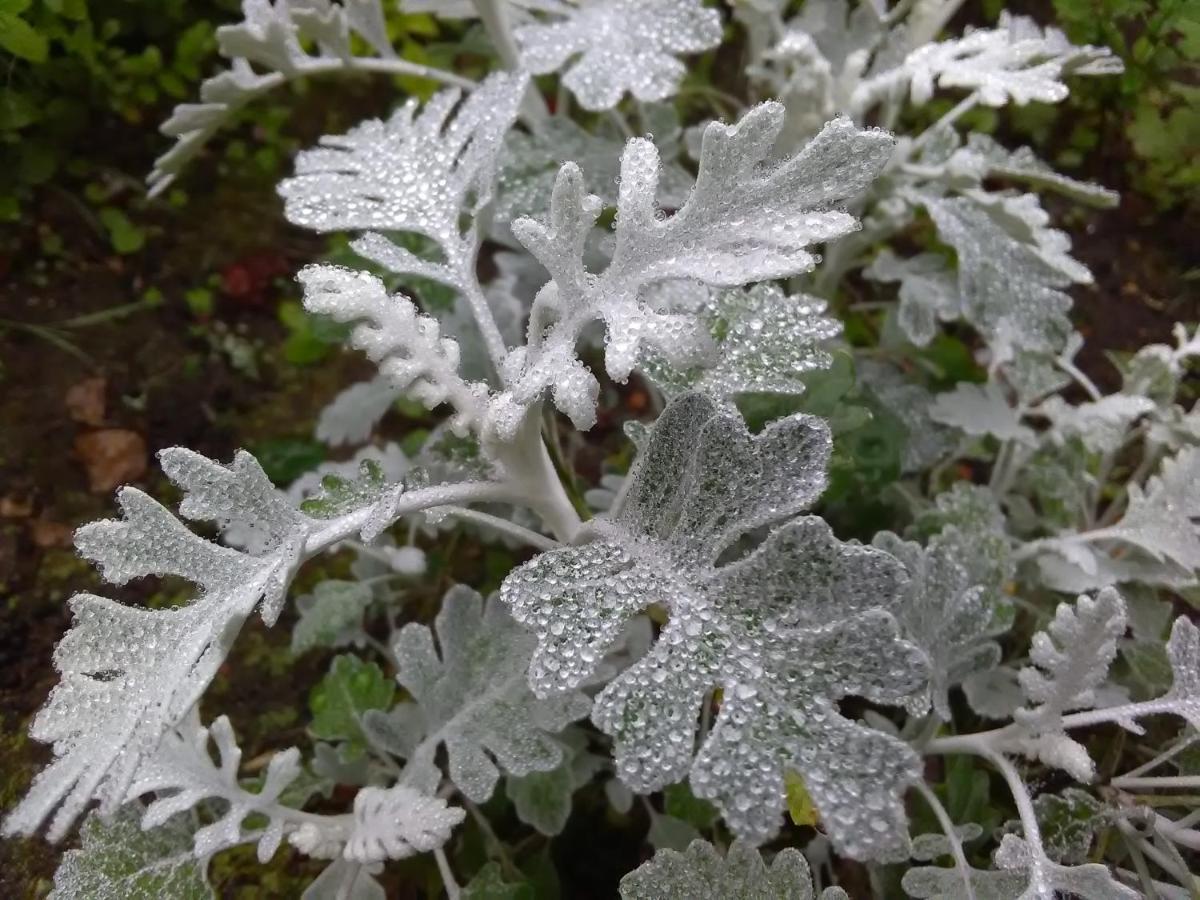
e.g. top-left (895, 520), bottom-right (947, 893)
top-left (1047, 0), bottom-right (1200, 207)
top-left (250, 437), bottom-right (326, 484)
top-left (308, 654), bottom-right (396, 749)
top-left (299, 459), bottom-right (387, 519)
top-left (0, 0), bottom-right (232, 222)
top-left (463, 862), bottom-right (536, 900)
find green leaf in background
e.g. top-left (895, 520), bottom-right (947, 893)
top-left (0, 0), bottom-right (48, 62)
top-left (462, 862), bottom-right (535, 900)
top-left (299, 458), bottom-right (386, 519)
top-left (645, 811), bottom-right (701, 852)
top-left (98, 207), bottom-right (146, 254)
top-left (51, 806), bottom-right (212, 899)
top-left (278, 300), bottom-right (350, 366)
top-left (507, 765), bottom-right (575, 837)
top-left (308, 654), bottom-right (395, 748)
top-left (1034, 788), bottom-right (1104, 865)
top-left (784, 771), bottom-right (819, 828)
top-left (250, 437), bottom-right (325, 484)
top-left (662, 782), bottom-right (718, 831)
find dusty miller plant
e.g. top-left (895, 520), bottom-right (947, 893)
top-left (8, 0), bottom-right (1200, 897)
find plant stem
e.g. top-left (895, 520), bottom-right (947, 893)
top-left (489, 406), bottom-right (584, 542)
top-left (434, 846), bottom-right (462, 900)
top-left (909, 92), bottom-right (978, 156)
top-left (913, 781), bottom-right (976, 900)
top-left (1112, 776), bottom-right (1200, 792)
top-left (437, 505), bottom-right (561, 551)
top-left (470, 0), bottom-right (549, 121)
top-left (458, 258), bottom-right (512, 374)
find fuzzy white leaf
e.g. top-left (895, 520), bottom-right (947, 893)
top-left (292, 581), bottom-right (374, 654)
top-left (494, 110), bottom-right (892, 435)
top-left (903, 832), bottom-right (1137, 900)
top-left (150, 0), bottom-right (405, 194)
top-left (279, 72), bottom-right (526, 263)
top-left (874, 527), bottom-right (1008, 720)
top-left (298, 265), bottom-right (488, 433)
top-left (1108, 447), bottom-right (1200, 571)
top-left (502, 394), bottom-right (927, 860)
top-left (922, 192), bottom-right (1084, 359)
top-left (315, 377), bottom-right (402, 447)
top-left (930, 381), bottom-right (1035, 444)
top-left (858, 361), bottom-right (958, 473)
top-left (49, 805), bottom-right (212, 900)
top-left (127, 711), bottom-right (302, 863)
top-left (1164, 616), bottom-right (1200, 731)
top-left (620, 839), bottom-right (844, 900)
top-left (1037, 394), bottom-right (1154, 453)
top-left (302, 859), bottom-right (385, 900)
top-left (962, 665), bottom-right (1025, 720)
top-left (514, 0), bottom-right (722, 111)
top-left (496, 112), bottom-right (692, 228)
top-left (1013, 588), bottom-right (1126, 780)
top-left (642, 283), bottom-right (842, 399)
top-left (900, 13), bottom-right (1122, 107)
top-left (864, 250), bottom-right (959, 347)
top-left (383, 585), bottom-right (591, 802)
top-left (2, 449), bottom-right (317, 842)
top-left (948, 133), bottom-right (1118, 208)
top-left (344, 785), bottom-right (465, 862)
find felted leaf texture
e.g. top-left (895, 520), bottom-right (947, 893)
top-left (2, 449), bottom-right (317, 842)
top-left (929, 381), bottom-right (1035, 444)
top-left (1107, 446), bottom-right (1200, 573)
top-left (495, 112), bottom-right (693, 228)
top-left (864, 250), bottom-right (959, 347)
top-left (902, 833), bottom-right (1138, 900)
top-left (501, 393), bottom-right (929, 860)
top-left (1036, 394), bottom-right (1155, 453)
top-left (1013, 588), bottom-right (1127, 781)
top-left (377, 585), bottom-right (592, 803)
top-left (873, 528), bottom-right (1008, 721)
top-left (642, 283), bottom-right (842, 400)
top-left (343, 785), bottom-right (466, 862)
top-left (151, 0), bottom-right (413, 194)
top-left (897, 13), bottom-right (1123, 107)
top-left (493, 108), bottom-right (893, 436)
top-left (278, 72), bottom-right (525, 254)
top-left (126, 710), bottom-right (303, 863)
top-left (297, 265), bottom-right (488, 434)
top-left (619, 839), bottom-right (849, 900)
top-left (920, 191), bottom-right (1087, 360)
top-left (946, 133), bottom-right (1119, 208)
top-left (49, 805), bottom-right (212, 900)
top-left (513, 0), bottom-right (723, 111)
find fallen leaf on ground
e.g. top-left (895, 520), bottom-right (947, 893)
top-left (0, 495), bottom-right (34, 518)
top-left (30, 519), bottom-right (73, 548)
top-left (65, 376), bottom-right (107, 426)
top-left (73, 429), bottom-right (147, 493)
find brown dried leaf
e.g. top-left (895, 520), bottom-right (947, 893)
top-left (65, 377), bottom-right (108, 426)
top-left (30, 518), bottom-right (74, 549)
top-left (73, 429), bottom-right (147, 493)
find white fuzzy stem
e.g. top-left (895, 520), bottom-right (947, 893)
top-left (438, 505), bottom-right (560, 551)
top-left (913, 781), bottom-right (976, 900)
top-left (434, 846), bottom-right (462, 900)
top-left (471, 0), bottom-right (549, 122)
